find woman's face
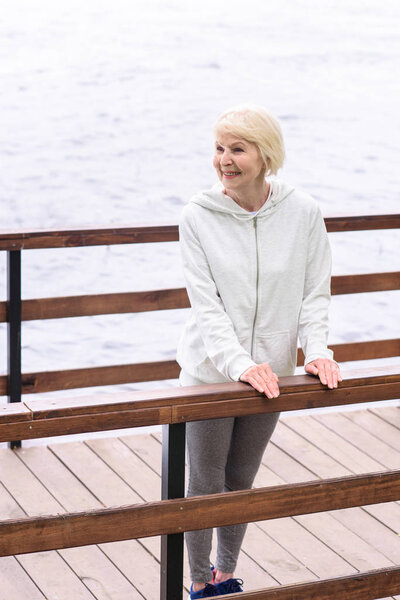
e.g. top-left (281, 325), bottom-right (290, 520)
top-left (213, 131), bottom-right (266, 192)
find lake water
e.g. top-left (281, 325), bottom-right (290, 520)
top-left (0, 0), bottom-right (398, 444)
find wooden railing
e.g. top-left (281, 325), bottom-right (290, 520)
top-left (1, 215), bottom-right (399, 399)
top-left (1, 214), bottom-right (399, 598)
top-left (0, 365), bottom-right (399, 599)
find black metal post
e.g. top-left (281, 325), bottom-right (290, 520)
top-left (161, 422), bottom-right (186, 600)
top-left (7, 250), bottom-right (22, 449)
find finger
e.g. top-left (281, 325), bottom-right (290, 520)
top-left (260, 372), bottom-right (279, 397)
top-left (248, 375), bottom-right (267, 395)
top-left (305, 362), bottom-right (319, 375)
top-left (318, 362), bottom-right (328, 386)
top-left (323, 361), bottom-right (333, 389)
top-left (330, 363), bottom-right (339, 388)
top-left (251, 374), bottom-right (277, 399)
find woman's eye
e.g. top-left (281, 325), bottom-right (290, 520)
top-left (233, 148), bottom-right (244, 152)
top-left (216, 146), bottom-right (224, 152)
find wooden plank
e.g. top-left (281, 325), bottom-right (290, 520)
top-left (312, 412), bottom-right (400, 471)
top-left (121, 433), bottom-right (162, 475)
top-left (0, 273), bottom-right (398, 323)
top-left (18, 551), bottom-right (98, 600)
top-left (0, 448), bottom-right (63, 516)
top-left (1, 471), bottom-right (399, 556)
top-left (0, 287), bottom-right (189, 322)
top-left (0, 403), bottom-right (31, 423)
top-left (257, 516), bottom-right (356, 579)
top-left (172, 382), bottom-right (400, 423)
top-left (50, 440), bottom-right (159, 561)
top-left (330, 506), bottom-right (400, 565)
top-left (99, 539), bottom-right (161, 599)
top-left (49, 441), bottom-right (143, 507)
top-left (86, 437), bottom-right (161, 502)
top-left (331, 272), bottom-right (400, 294)
top-left (16, 446), bottom-right (102, 512)
top-left (0, 223), bottom-right (179, 250)
top-left (240, 522), bottom-right (315, 585)
top-left (0, 368), bottom-right (398, 441)
top-left (343, 410), bottom-right (400, 453)
top-left (324, 214), bottom-right (400, 232)
top-left (262, 441), bottom-right (318, 483)
top-left (58, 546), bottom-right (144, 600)
top-left (296, 511), bottom-right (394, 571)
top-left (0, 450), bottom-right (102, 600)
top-left (297, 338), bottom-right (400, 365)
top-left (18, 442), bottom-right (158, 600)
top-left (0, 215), bottom-right (398, 251)
top-left (0, 557), bottom-right (46, 600)
top-left (270, 421), bottom-right (351, 479)
top-left (17, 360), bottom-right (180, 394)
top-left (370, 406), bottom-right (400, 429)
top-left (218, 566), bottom-right (400, 599)
top-left (284, 415), bottom-right (385, 474)
top-left (0, 406), bottom-right (172, 442)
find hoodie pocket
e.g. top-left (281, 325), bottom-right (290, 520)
top-left (254, 330), bottom-right (295, 376)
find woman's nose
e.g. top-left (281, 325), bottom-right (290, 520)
top-left (221, 150), bottom-right (232, 164)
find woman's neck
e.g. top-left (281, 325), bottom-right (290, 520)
top-left (224, 181), bottom-right (270, 212)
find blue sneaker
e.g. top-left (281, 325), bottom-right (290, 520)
top-left (214, 577), bottom-right (244, 595)
top-left (188, 582), bottom-right (219, 598)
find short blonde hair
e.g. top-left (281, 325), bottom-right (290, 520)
top-left (214, 104), bottom-right (285, 176)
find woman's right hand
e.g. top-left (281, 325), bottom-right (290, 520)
top-left (239, 363), bottom-right (280, 398)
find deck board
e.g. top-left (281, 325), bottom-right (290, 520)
top-left (0, 406), bottom-right (399, 599)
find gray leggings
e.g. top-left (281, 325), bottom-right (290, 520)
top-left (179, 370), bottom-right (280, 583)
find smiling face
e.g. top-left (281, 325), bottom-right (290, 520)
top-left (213, 131), bottom-right (266, 193)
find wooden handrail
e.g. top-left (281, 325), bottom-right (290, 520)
top-left (0, 214), bottom-right (398, 250)
top-left (0, 272), bottom-right (399, 323)
top-left (0, 366), bottom-right (398, 441)
top-left (1, 341), bottom-right (399, 396)
top-left (0, 470), bottom-right (398, 556)
top-left (219, 567), bottom-right (400, 599)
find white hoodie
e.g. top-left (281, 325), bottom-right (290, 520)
top-left (176, 178), bottom-right (334, 383)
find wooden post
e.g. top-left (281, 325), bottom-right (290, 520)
top-left (161, 422), bottom-right (186, 600)
top-left (7, 250), bottom-right (22, 449)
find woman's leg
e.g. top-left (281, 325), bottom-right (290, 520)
top-left (186, 416), bottom-right (235, 583)
top-left (215, 412), bottom-right (280, 575)
top-left (179, 370), bottom-right (235, 584)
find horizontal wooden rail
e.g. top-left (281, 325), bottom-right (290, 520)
top-left (0, 288), bottom-right (189, 322)
top-left (0, 214), bottom-right (398, 250)
top-left (331, 271), bottom-right (400, 294)
top-left (220, 566), bottom-right (400, 599)
top-left (0, 470), bottom-right (399, 556)
top-left (0, 366), bottom-right (398, 441)
top-left (1, 340), bottom-right (399, 396)
top-left (0, 359), bottom-right (179, 396)
top-left (0, 272), bottom-right (399, 323)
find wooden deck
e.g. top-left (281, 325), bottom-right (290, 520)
top-left (1, 405), bottom-right (400, 600)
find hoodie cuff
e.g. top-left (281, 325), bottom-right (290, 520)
top-left (304, 348), bottom-right (335, 367)
top-left (230, 357), bottom-right (258, 382)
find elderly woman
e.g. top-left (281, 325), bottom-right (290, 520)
top-left (176, 105), bottom-right (341, 598)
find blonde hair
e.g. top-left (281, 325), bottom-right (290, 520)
top-left (214, 104), bottom-right (285, 176)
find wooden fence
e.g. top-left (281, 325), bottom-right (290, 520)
top-left (0, 214), bottom-right (399, 599)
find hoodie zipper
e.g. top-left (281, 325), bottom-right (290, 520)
top-left (251, 217), bottom-right (259, 356)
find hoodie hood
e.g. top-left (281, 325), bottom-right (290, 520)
top-left (190, 178), bottom-right (295, 221)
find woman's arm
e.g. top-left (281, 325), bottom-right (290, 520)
top-left (180, 206), bottom-right (257, 381)
top-left (298, 203), bottom-right (341, 386)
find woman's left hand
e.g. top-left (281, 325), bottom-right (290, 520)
top-left (305, 358), bottom-right (342, 389)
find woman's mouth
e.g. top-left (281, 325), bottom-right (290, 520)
top-left (223, 171), bottom-right (241, 179)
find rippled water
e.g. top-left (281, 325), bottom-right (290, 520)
top-left (0, 0), bottom-right (399, 415)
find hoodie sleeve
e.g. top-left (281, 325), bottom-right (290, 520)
top-left (298, 203), bottom-right (334, 366)
top-left (179, 206), bottom-right (257, 381)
